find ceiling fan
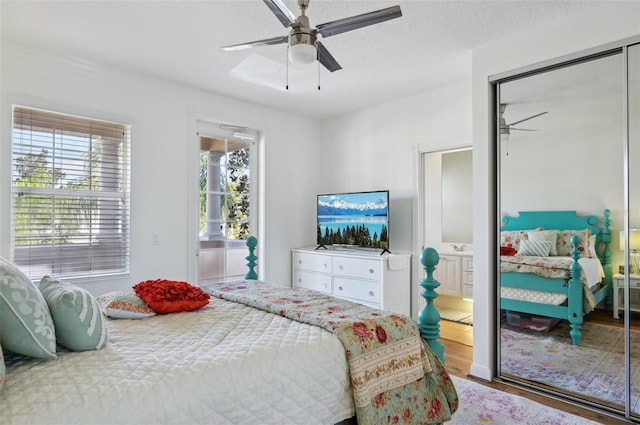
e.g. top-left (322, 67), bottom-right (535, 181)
top-left (500, 104), bottom-right (548, 135)
top-left (221, 0), bottom-right (402, 72)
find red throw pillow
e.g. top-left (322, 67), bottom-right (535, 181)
top-left (133, 279), bottom-right (210, 314)
top-left (500, 245), bottom-right (518, 256)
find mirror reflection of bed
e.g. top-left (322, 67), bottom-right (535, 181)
top-left (495, 46), bottom-right (640, 415)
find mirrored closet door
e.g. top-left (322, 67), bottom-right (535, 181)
top-left (627, 41), bottom-right (640, 419)
top-left (494, 38), bottom-right (640, 421)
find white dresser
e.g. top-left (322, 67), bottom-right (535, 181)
top-left (291, 248), bottom-right (411, 315)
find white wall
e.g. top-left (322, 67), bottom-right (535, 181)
top-left (471, 3), bottom-right (640, 380)
top-left (319, 71), bottom-right (472, 317)
top-left (0, 42), bottom-right (322, 294)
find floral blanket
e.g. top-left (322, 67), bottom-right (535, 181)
top-left (206, 281), bottom-right (458, 424)
top-left (500, 256), bottom-right (598, 310)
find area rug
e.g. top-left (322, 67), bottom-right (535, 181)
top-left (439, 308), bottom-right (473, 325)
top-left (501, 321), bottom-right (640, 411)
top-left (450, 376), bottom-right (600, 424)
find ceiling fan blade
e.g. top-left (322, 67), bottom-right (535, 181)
top-left (222, 35), bottom-right (288, 51)
top-left (507, 111), bottom-right (548, 127)
top-left (509, 127), bottom-right (536, 132)
top-left (316, 5), bottom-right (402, 38)
top-left (262, 0), bottom-right (296, 27)
top-left (317, 42), bottom-right (342, 72)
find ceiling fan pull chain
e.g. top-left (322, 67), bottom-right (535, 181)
top-left (317, 60), bottom-right (321, 90)
top-left (286, 45), bottom-right (289, 90)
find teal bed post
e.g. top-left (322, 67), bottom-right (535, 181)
top-left (601, 209), bottom-right (613, 311)
top-left (568, 236), bottom-right (584, 345)
top-left (245, 236), bottom-right (258, 280)
top-left (419, 247), bottom-right (445, 363)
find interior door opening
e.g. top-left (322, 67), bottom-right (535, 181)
top-left (196, 122), bottom-right (258, 285)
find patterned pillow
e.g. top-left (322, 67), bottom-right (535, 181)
top-left (39, 276), bottom-right (108, 351)
top-left (516, 240), bottom-right (553, 257)
top-left (97, 291), bottom-right (156, 319)
top-left (527, 230), bottom-right (558, 256)
top-left (133, 279), bottom-right (210, 314)
top-left (0, 257), bottom-right (56, 359)
top-left (556, 229), bottom-right (590, 257)
top-left (500, 230), bottom-right (529, 251)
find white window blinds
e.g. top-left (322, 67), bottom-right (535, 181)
top-left (11, 105), bottom-right (131, 280)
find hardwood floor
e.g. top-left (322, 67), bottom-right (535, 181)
top-left (440, 314), bottom-right (633, 424)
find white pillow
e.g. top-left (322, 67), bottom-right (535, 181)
top-left (589, 234), bottom-right (598, 258)
top-left (527, 230), bottom-right (558, 256)
top-left (516, 240), bottom-right (552, 257)
top-left (97, 291), bottom-right (156, 319)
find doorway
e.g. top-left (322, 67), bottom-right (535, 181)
top-left (415, 145), bottom-right (474, 330)
top-left (195, 120), bottom-right (259, 285)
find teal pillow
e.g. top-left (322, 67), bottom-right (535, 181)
top-left (0, 257), bottom-right (56, 359)
top-left (39, 276), bottom-right (108, 351)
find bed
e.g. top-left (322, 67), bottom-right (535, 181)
top-left (0, 239), bottom-right (458, 425)
top-left (500, 210), bottom-right (613, 346)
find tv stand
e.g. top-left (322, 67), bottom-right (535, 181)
top-left (315, 244), bottom-right (328, 250)
top-left (291, 248), bottom-right (410, 315)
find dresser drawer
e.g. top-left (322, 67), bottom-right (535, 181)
top-left (333, 277), bottom-right (380, 303)
top-left (293, 270), bottom-right (332, 294)
top-left (293, 252), bottom-right (331, 274)
top-left (462, 284), bottom-right (473, 299)
top-left (462, 257), bottom-right (473, 271)
top-left (617, 278), bottom-right (640, 288)
top-left (332, 257), bottom-right (381, 281)
top-left (462, 270), bottom-right (473, 286)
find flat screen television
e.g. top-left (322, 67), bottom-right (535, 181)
top-left (316, 190), bottom-right (390, 252)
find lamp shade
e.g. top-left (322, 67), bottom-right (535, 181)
top-left (619, 229), bottom-right (640, 251)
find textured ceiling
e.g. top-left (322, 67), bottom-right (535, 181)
top-left (1, 0), bottom-right (611, 120)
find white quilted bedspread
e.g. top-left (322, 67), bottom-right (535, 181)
top-left (1, 297), bottom-right (354, 425)
top-left (501, 257), bottom-right (604, 309)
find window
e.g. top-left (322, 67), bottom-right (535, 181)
top-left (11, 105), bottom-right (131, 280)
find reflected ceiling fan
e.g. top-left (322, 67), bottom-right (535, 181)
top-left (221, 0), bottom-right (402, 72)
top-left (500, 104), bottom-right (548, 135)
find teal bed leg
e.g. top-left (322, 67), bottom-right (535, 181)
top-left (245, 236), bottom-right (258, 280)
top-left (419, 247), bottom-right (445, 363)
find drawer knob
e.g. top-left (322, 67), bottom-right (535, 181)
top-left (338, 286), bottom-right (343, 291)
top-left (368, 291), bottom-right (375, 297)
top-left (298, 260), bottom-right (302, 264)
top-left (369, 269), bottom-right (374, 274)
top-left (339, 265), bottom-right (344, 270)
top-left (297, 278), bottom-right (302, 283)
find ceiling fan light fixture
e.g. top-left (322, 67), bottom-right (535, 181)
top-left (289, 42), bottom-right (316, 64)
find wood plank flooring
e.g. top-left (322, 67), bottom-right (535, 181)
top-left (440, 312), bottom-right (632, 424)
